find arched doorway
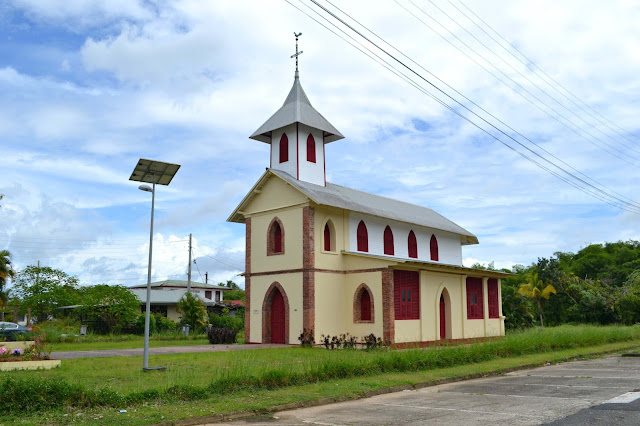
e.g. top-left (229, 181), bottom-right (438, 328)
top-left (439, 294), bottom-right (446, 340)
top-left (262, 282), bottom-right (289, 344)
top-left (270, 289), bottom-right (285, 343)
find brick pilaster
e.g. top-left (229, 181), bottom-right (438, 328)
top-left (302, 206), bottom-right (315, 334)
top-left (244, 218), bottom-right (251, 342)
top-left (381, 267), bottom-right (395, 344)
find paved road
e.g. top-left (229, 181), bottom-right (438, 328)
top-left (51, 343), bottom-right (288, 359)
top-left (229, 354), bottom-right (640, 425)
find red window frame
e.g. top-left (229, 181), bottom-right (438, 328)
top-left (306, 134), bottom-right (316, 163)
top-left (466, 277), bottom-right (483, 319)
top-left (324, 223), bottom-right (331, 251)
top-left (394, 270), bottom-right (419, 320)
top-left (488, 278), bottom-right (499, 318)
top-left (408, 230), bottom-right (418, 259)
top-left (430, 234), bottom-right (439, 261)
top-left (279, 133), bottom-right (288, 163)
top-left (360, 290), bottom-right (371, 321)
top-left (383, 225), bottom-right (394, 255)
top-left (357, 220), bottom-right (368, 252)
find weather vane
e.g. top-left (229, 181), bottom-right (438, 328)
top-left (291, 32), bottom-right (303, 73)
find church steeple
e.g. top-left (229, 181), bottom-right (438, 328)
top-left (249, 33), bottom-right (343, 187)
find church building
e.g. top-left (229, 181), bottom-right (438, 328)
top-left (229, 55), bottom-right (509, 346)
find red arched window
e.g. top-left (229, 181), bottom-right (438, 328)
top-left (360, 290), bottom-right (371, 321)
top-left (408, 230), bottom-right (418, 259)
top-left (383, 225), bottom-right (394, 255)
top-left (324, 223), bottom-right (331, 251)
top-left (430, 234), bottom-right (439, 261)
top-left (273, 222), bottom-right (282, 253)
top-left (279, 133), bottom-right (288, 163)
top-left (306, 134), bottom-right (316, 163)
top-left (357, 220), bottom-right (368, 252)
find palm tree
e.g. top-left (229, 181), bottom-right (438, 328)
top-left (0, 249), bottom-right (16, 313)
top-left (518, 271), bottom-right (556, 327)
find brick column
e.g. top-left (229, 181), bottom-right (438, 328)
top-left (244, 218), bottom-right (252, 342)
top-left (302, 206), bottom-right (315, 335)
top-left (381, 267), bottom-right (395, 344)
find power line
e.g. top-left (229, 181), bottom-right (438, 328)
top-left (391, 0), bottom-right (640, 166)
top-left (452, 0), bottom-right (640, 145)
top-left (192, 246), bottom-right (243, 271)
top-left (294, 0), bottom-right (640, 214)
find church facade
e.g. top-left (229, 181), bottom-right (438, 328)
top-left (229, 67), bottom-right (509, 346)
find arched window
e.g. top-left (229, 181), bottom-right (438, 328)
top-left (353, 284), bottom-right (374, 323)
top-left (324, 223), bottom-right (331, 251)
top-left (306, 134), bottom-right (316, 163)
top-left (430, 234), bottom-right (439, 261)
top-left (383, 225), bottom-right (394, 255)
top-left (267, 218), bottom-right (285, 255)
top-left (356, 220), bottom-right (368, 252)
top-left (279, 133), bottom-right (288, 163)
top-left (408, 230), bottom-right (418, 259)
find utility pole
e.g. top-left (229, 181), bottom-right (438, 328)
top-left (187, 233), bottom-right (192, 293)
top-left (205, 272), bottom-right (208, 284)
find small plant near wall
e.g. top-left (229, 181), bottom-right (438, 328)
top-left (320, 333), bottom-right (358, 350)
top-left (362, 333), bottom-right (383, 350)
top-left (298, 328), bottom-right (314, 347)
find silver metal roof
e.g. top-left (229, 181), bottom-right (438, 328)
top-left (249, 73), bottom-right (344, 144)
top-left (128, 280), bottom-right (228, 290)
top-left (129, 289), bottom-right (215, 305)
top-left (229, 169), bottom-right (478, 245)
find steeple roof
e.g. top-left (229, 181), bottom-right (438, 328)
top-left (250, 73), bottom-right (344, 143)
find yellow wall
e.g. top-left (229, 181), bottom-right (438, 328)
top-left (314, 271), bottom-right (384, 341)
top-left (250, 208), bottom-right (303, 273)
top-left (243, 176), bottom-right (308, 215)
top-left (167, 306), bottom-right (181, 322)
top-left (248, 273), bottom-right (303, 343)
top-left (314, 207), bottom-right (347, 271)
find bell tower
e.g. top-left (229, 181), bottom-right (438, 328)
top-left (249, 33), bottom-right (344, 187)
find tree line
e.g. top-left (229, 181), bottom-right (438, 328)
top-left (485, 240), bottom-right (640, 330)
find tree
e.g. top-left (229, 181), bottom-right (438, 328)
top-left (518, 272), bottom-right (556, 327)
top-left (78, 285), bottom-right (140, 333)
top-left (219, 280), bottom-right (245, 301)
top-left (177, 292), bottom-right (207, 333)
top-left (12, 265), bottom-right (81, 322)
top-left (0, 250), bottom-right (16, 311)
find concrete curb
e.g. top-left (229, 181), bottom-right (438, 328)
top-left (156, 343), bottom-right (640, 425)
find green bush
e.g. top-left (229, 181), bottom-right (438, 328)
top-left (208, 312), bottom-right (243, 333)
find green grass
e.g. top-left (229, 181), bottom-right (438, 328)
top-left (50, 338), bottom-right (210, 352)
top-left (4, 339), bottom-right (640, 425)
top-left (2, 324), bottom-right (639, 423)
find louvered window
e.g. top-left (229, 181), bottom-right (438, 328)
top-left (360, 290), bottom-right (371, 321)
top-left (488, 278), bottom-right (499, 318)
top-left (394, 270), bottom-right (419, 320)
top-left (273, 222), bottom-right (282, 253)
top-left (324, 223), bottom-right (331, 251)
top-left (466, 277), bottom-right (483, 319)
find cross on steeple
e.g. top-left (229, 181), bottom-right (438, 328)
top-left (291, 32), bottom-right (303, 75)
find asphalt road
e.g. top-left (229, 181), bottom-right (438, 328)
top-left (51, 343), bottom-right (288, 359)
top-left (228, 354), bottom-right (640, 425)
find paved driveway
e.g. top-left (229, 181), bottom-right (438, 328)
top-left (51, 343), bottom-right (288, 359)
top-left (230, 354), bottom-right (640, 425)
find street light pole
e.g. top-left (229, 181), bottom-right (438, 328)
top-left (142, 177), bottom-right (156, 370)
top-left (130, 158), bottom-right (180, 372)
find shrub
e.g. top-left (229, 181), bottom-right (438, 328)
top-left (207, 327), bottom-right (236, 344)
top-left (298, 328), bottom-right (315, 347)
top-left (208, 312), bottom-right (244, 333)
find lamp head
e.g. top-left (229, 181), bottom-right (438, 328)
top-left (138, 184), bottom-right (153, 193)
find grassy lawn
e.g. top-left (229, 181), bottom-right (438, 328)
top-left (4, 339), bottom-right (640, 425)
top-left (50, 338), bottom-right (210, 352)
top-left (2, 325), bottom-right (640, 425)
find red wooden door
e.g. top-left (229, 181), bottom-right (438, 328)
top-left (270, 290), bottom-right (285, 344)
top-left (439, 294), bottom-right (446, 339)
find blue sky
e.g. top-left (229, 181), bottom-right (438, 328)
top-left (2, 0), bottom-right (640, 289)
